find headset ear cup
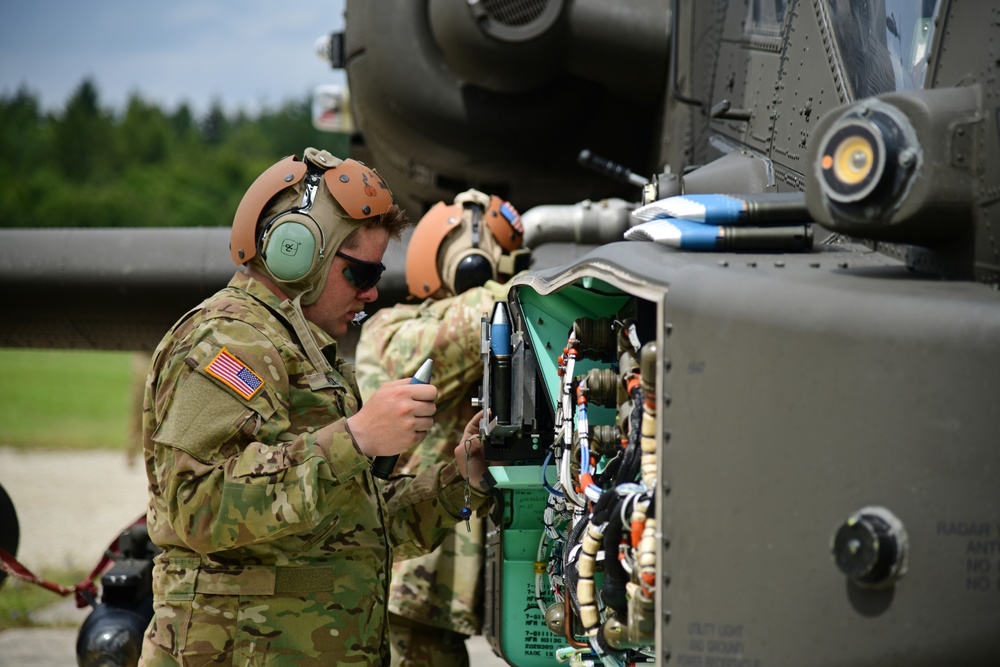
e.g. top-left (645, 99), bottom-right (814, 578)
top-left (261, 217), bottom-right (320, 281)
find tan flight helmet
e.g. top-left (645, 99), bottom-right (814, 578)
top-left (405, 189), bottom-right (531, 300)
top-left (230, 147), bottom-right (394, 305)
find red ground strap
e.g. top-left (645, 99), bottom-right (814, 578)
top-left (0, 513), bottom-right (146, 608)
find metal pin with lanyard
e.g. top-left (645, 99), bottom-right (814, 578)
top-left (461, 441), bottom-right (474, 532)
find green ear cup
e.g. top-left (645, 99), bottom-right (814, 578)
top-left (263, 221), bottom-right (318, 280)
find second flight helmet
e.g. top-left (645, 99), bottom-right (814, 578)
top-left (406, 189), bottom-right (531, 299)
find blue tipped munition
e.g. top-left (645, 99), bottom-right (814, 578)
top-left (624, 217), bottom-right (722, 250)
top-left (489, 301), bottom-right (512, 357)
top-left (625, 217), bottom-right (813, 252)
top-left (410, 357), bottom-right (434, 385)
top-left (489, 301), bottom-right (512, 425)
top-left (632, 192), bottom-right (809, 225)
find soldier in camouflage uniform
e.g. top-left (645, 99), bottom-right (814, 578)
top-left (139, 149), bottom-right (493, 667)
top-left (356, 189), bottom-right (531, 667)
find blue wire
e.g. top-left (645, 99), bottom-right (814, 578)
top-left (541, 450), bottom-right (564, 497)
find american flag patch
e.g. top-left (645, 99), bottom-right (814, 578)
top-left (500, 201), bottom-right (523, 234)
top-left (205, 348), bottom-right (264, 400)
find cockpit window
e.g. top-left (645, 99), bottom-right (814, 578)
top-left (828, 0), bottom-right (939, 99)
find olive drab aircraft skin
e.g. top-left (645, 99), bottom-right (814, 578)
top-left (332, 1), bottom-right (999, 666)
top-left (0, 1), bottom-right (998, 666)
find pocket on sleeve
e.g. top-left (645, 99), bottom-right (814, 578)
top-left (153, 373), bottom-right (256, 463)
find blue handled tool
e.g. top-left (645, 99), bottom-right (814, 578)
top-left (370, 358), bottom-right (434, 479)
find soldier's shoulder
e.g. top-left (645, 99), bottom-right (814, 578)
top-left (158, 288), bottom-right (288, 375)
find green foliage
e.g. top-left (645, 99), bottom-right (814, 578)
top-left (0, 84), bottom-right (49, 174)
top-left (0, 77), bottom-right (349, 229)
top-left (0, 349), bottom-right (136, 450)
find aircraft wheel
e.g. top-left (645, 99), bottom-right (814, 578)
top-left (0, 481), bottom-right (20, 589)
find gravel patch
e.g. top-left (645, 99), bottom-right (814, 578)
top-left (0, 448), bottom-right (148, 573)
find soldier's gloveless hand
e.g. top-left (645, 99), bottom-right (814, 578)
top-left (346, 378), bottom-right (438, 457)
top-left (455, 410), bottom-right (490, 492)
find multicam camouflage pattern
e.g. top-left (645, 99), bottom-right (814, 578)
top-left (139, 271), bottom-right (486, 666)
top-left (355, 282), bottom-right (509, 641)
top-left (387, 612), bottom-right (470, 667)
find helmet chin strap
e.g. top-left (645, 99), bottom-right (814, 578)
top-left (278, 295), bottom-right (335, 377)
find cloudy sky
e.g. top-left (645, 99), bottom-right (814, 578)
top-left (0, 0), bottom-right (347, 116)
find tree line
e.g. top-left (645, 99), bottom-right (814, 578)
top-left (0, 78), bottom-right (348, 229)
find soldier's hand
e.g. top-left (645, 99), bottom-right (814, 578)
top-left (347, 378), bottom-right (437, 457)
top-left (455, 410), bottom-right (490, 492)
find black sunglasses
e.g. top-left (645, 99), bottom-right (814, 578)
top-left (335, 250), bottom-right (386, 290)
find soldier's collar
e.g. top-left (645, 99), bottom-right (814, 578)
top-left (229, 271), bottom-right (339, 371)
top-left (229, 271), bottom-right (285, 312)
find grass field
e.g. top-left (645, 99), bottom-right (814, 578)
top-left (0, 349), bottom-right (143, 628)
top-left (0, 349), bottom-right (143, 451)
top-left (0, 570), bottom-right (87, 631)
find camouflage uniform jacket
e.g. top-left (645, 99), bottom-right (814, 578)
top-left (140, 271), bottom-right (486, 666)
top-left (355, 283), bottom-right (507, 636)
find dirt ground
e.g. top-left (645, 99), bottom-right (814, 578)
top-left (0, 448), bottom-right (148, 574)
top-left (0, 448), bottom-right (509, 666)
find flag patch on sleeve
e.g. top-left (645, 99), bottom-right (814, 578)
top-left (205, 348), bottom-right (264, 399)
top-left (500, 201), bottom-right (523, 233)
